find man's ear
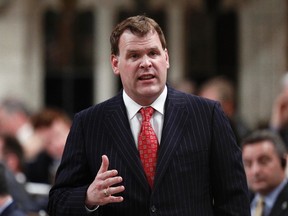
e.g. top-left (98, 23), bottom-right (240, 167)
top-left (111, 55), bottom-right (119, 75)
top-left (164, 48), bottom-right (170, 69)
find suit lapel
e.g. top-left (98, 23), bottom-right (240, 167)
top-left (103, 88), bottom-right (189, 192)
top-left (104, 93), bottom-right (150, 192)
top-left (153, 88), bottom-right (189, 189)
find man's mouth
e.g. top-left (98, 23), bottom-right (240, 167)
top-left (139, 75), bottom-right (155, 80)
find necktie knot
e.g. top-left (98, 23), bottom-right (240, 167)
top-left (140, 106), bottom-right (154, 122)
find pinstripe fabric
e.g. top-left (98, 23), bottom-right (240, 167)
top-left (48, 86), bottom-right (251, 216)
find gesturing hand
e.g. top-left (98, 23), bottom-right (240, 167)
top-left (85, 155), bottom-right (125, 208)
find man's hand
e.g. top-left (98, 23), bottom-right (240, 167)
top-left (85, 155), bottom-right (125, 208)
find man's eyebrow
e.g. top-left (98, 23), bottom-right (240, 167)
top-left (127, 46), bottom-right (160, 53)
top-left (126, 49), bottom-right (138, 54)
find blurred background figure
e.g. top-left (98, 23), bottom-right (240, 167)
top-left (0, 134), bottom-right (47, 215)
top-left (198, 76), bottom-right (250, 144)
top-left (0, 134), bottom-right (26, 184)
top-left (0, 98), bottom-right (43, 162)
top-left (171, 78), bottom-right (197, 94)
top-left (28, 107), bottom-right (71, 185)
top-left (270, 72), bottom-right (288, 148)
top-left (0, 162), bottom-right (27, 216)
top-left (242, 129), bottom-right (288, 216)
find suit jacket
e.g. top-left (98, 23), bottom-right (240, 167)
top-left (48, 87), bottom-right (250, 216)
top-left (269, 181), bottom-right (288, 216)
top-left (0, 201), bottom-right (27, 216)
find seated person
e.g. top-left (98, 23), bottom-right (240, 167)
top-left (242, 129), bottom-right (288, 216)
top-left (0, 162), bottom-right (27, 216)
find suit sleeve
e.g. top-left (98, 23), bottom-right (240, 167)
top-left (210, 102), bottom-right (251, 215)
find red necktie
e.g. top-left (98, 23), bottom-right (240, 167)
top-left (138, 106), bottom-right (159, 187)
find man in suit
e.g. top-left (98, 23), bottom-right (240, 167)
top-left (198, 76), bottom-right (251, 144)
top-left (48, 15), bottom-right (250, 215)
top-left (0, 135), bottom-right (47, 214)
top-left (0, 163), bottom-right (27, 216)
top-left (242, 129), bottom-right (288, 216)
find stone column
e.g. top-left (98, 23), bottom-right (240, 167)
top-left (0, 0), bottom-right (43, 111)
top-left (238, 0), bottom-right (287, 129)
top-left (93, 6), bottom-right (117, 104)
top-left (166, 3), bottom-right (185, 84)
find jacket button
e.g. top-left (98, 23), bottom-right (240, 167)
top-left (151, 205), bottom-right (157, 213)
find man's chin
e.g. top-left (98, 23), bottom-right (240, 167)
top-left (251, 184), bottom-right (267, 193)
top-left (139, 87), bottom-right (160, 97)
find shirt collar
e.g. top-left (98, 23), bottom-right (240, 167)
top-left (123, 85), bottom-right (167, 120)
top-left (264, 178), bottom-right (288, 208)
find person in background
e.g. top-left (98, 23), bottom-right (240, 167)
top-left (171, 78), bottom-right (197, 94)
top-left (242, 129), bottom-right (288, 216)
top-left (198, 76), bottom-right (251, 144)
top-left (48, 15), bottom-right (250, 215)
top-left (270, 72), bottom-right (288, 148)
top-left (28, 107), bottom-right (71, 184)
top-left (0, 163), bottom-right (27, 216)
top-left (0, 135), bottom-right (26, 184)
top-left (0, 98), bottom-right (43, 162)
top-left (0, 134), bottom-right (47, 214)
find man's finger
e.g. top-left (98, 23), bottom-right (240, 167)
top-left (98, 155), bottom-right (109, 174)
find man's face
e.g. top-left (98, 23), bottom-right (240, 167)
top-left (48, 120), bottom-right (69, 159)
top-left (111, 30), bottom-right (169, 106)
top-left (0, 108), bottom-right (14, 135)
top-left (242, 140), bottom-right (285, 195)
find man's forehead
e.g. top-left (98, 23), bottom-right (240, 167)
top-left (243, 141), bottom-right (277, 156)
top-left (119, 32), bottom-right (162, 55)
top-left (120, 29), bottom-right (159, 43)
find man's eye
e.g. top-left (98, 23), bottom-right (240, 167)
top-left (243, 161), bottom-right (251, 168)
top-left (129, 54), bottom-right (139, 59)
top-left (149, 51), bottom-right (158, 56)
top-left (259, 158), bottom-right (270, 165)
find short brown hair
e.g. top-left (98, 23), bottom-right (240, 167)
top-left (31, 108), bottom-right (71, 129)
top-left (241, 129), bottom-right (287, 168)
top-left (110, 15), bottom-right (167, 55)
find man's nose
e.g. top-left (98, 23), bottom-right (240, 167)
top-left (139, 55), bottom-right (152, 68)
top-left (250, 162), bottom-right (261, 175)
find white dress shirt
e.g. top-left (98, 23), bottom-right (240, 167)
top-left (123, 86), bottom-right (167, 146)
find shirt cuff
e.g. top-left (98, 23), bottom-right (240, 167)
top-left (85, 205), bottom-right (99, 212)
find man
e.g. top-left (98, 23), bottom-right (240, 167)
top-left (48, 15), bottom-right (250, 215)
top-left (0, 163), bottom-right (27, 216)
top-left (242, 129), bottom-right (288, 216)
top-left (198, 76), bottom-right (250, 143)
top-left (0, 135), bottom-right (26, 184)
top-left (28, 107), bottom-right (71, 184)
top-left (270, 72), bottom-right (288, 148)
top-left (0, 98), bottom-right (43, 161)
top-left (0, 135), bottom-right (46, 214)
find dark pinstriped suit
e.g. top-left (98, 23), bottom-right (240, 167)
top-left (48, 86), bottom-right (250, 216)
